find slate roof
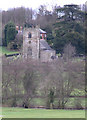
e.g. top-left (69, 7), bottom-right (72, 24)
top-left (40, 40), bottom-right (53, 50)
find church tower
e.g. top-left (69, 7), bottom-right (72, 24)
top-left (23, 26), bottom-right (40, 60)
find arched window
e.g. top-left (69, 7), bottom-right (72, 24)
top-left (28, 32), bottom-right (32, 38)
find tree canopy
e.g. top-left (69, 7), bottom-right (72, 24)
top-left (56, 4), bottom-right (85, 22)
top-left (52, 20), bottom-right (85, 54)
top-left (2, 4), bottom-right (86, 55)
top-left (4, 21), bottom-right (17, 46)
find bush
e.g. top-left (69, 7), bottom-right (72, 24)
top-left (4, 21), bottom-right (17, 46)
top-left (74, 98), bottom-right (83, 109)
top-left (7, 41), bottom-right (19, 50)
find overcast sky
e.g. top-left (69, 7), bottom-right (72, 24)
top-left (0, 0), bottom-right (86, 11)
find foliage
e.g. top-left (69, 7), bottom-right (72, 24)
top-left (85, 12), bottom-right (87, 55)
top-left (23, 65), bottom-right (38, 107)
top-left (63, 43), bottom-right (76, 60)
top-left (4, 21), bottom-right (17, 46)
top-left (7, 42), bottom-right (18, 50)
top-left (46, 88), bottom-right (55, 109)
top-left (2, 5), bottom-right (86, 54)
top-left (52, 21), bottom-right (85, 54)
top-left (56, 4), bottom-right (85, 21)
top-left (39, 56), bottom-right (84, 109)
top-left (74, 98), bottom-right (83, 109)
top-left (2, 57), bottom-right (85, 109)
top-left (42, 25), bottom-right (54, 46)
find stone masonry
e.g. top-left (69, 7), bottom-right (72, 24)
top-left (23, 26), bottom-right (56, 62)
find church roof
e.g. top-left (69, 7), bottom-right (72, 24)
top-left (40, 40), bottom-right (53, 50)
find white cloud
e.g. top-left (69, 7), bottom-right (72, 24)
top-left (0, 0), bottom-right (86, 11)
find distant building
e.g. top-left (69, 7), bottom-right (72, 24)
top-left (16, 25), bottom-right (23, 34)
top-left (23, 26), bottom-right (56, 62)
top-left (40, 29), bottom-right (46, 39)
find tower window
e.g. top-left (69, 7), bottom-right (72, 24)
top-left (29, 41), bottom-right (31, 44)
top-left (28, 32), bottom-right (32, 38)
top-left (28, 47), bottom-right (32, 55)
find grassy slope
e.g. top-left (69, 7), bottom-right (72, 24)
top-left (2, 107), bottom-right (85, 118)
top-left (0, 46), bottom-right (19, 55)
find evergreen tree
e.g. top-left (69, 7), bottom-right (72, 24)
top-left (52, 21), bottom-right (85, 54)
top-left (4, 21), bottom-right (17, 46)
top-left (57, 4), bottom-right (85, 22)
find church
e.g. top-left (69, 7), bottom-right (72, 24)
top-left (22, 25), bottom-right (56, 62)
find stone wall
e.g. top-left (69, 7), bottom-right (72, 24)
top-left (23, 26), bottom-right (56, 62)
top-left (23, 26), bottom-right (40, 60)
top-left (40, 50), bottom-right (56, 62)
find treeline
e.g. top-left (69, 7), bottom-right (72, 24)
top-left (2, 5), bottom-right (57, 27)
top-left (2, 52), bottom-right (85, 109)
top-left (2, 4), bottom-right (87, 55)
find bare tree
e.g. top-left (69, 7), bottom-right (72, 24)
top-left (2, 55), bottom-right (85, 109)
top-left (38, 56), bottom-right (85, 109)
top-left (2, 57), bottom-right (24, 106)
top-left (22, 60), bottom-right (40, 108)
top-left (63, 43), bottom-right (76, 61)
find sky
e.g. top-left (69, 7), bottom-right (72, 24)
top-left (0, 0), bottom-right (86, 11)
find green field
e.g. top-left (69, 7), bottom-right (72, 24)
top-left (2, 107), bottom-right (85, 118)
top-left (0, 46), bottom-right (19, 55)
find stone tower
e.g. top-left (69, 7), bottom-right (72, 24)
top-left (23, 26), bottom-right (40, 60)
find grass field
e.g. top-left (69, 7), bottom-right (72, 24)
top-left (0, 46), bottom-right (19, 55)
top-left (2, 107), bottom-right (85, 118)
